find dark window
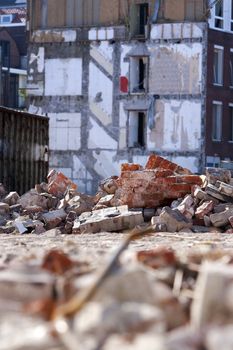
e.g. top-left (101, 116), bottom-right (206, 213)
top-left (212, 102), bottom-right (222, 141)
top-left (139, 3), bottom-right (148, 35)
top-left (130, 56), bottom-right (148, 93)
top-left (215, 0), bottom-right (223, 28)
top-left (130, 2), bottom-right (148, 38)
top-left (138, 112), bottom-right (146, 146)
top-left (128, 111), bottom-right (146, 148)
top-left (0, 41), bottom-right (10, 67)
top-left (213, 47), bottom-right (223, 85)
top-left (229, 105), bottom-right (233, 141)
top-left (230, 51), bottom-right (233, 86)
top-left (231, 0), bottom-right (233, 31)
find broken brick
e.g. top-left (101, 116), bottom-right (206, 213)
top-left (137, 247), bottom-right (176, 269)
top-left (121, 163), bottom-right (142, 172)
top-left (0, 203), bottom-right (10, 215)
top-left (210, 208), bottom-right (233, 228)
top-left (195, 201), bottom-right (214, 220)
top-left (40, 209), bottom-right (67, 230)
top-left (73, 206), bottom-right (144, 234)
top-left (152, 206), bottom-right (193, 232)
top-left (42, 249), bottom-right (74, 275)
top-left (47, 169), bottom-right (77, 198)
top-left (3, 192), bottom-right (20, 206)
top-left (206, 167), bottom-right (231, 185)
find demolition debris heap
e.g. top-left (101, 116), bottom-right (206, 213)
top-left (0, 154), bottom-right (233, 235)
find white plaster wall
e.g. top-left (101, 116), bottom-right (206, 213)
top-left (149, 43), bottom-right (203, 95)
top-left (88, 27), bottom-right (114, 41)
top-left (120, 45), bottom-right (131, 77)
top-left (119, 102), bottom-right (127, 128)
top-left (150, 22), bottom-right (205, 40)
top-left (32, 29), bottom-right (77, 42)
top-left (72, 155), bottom-right (93, 180)
top-left (89, 61), bottom-right (113, 119)
top-left (93, 150), bottom-right (120, 178)
top-left (88, 118), bottom-right (117, 149)
top-left (27, 81), bottom-right (44, 96)
top-left (49, 113), bottom-right (81, 151)
top-left (97, 41), bottom-right (113, 63)
top-left (147, 100), bottom-right (201, 152)
top-left (45, 58), bottom-right (82, 96)
top-left (171, 156), bottom-right (199, 173)
top-left (29, 47), bottom-right (44, 73)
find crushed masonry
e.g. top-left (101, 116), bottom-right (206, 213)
top-left (1, 155), bottom-right (233, 349)
top-left (1, 154), bottom-right (233, 234)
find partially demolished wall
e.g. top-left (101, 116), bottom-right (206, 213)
top-left (27, 22), bottom-right (207, 194)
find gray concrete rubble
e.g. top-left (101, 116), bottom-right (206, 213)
top-left (0, 159), bottom-right (233, 348)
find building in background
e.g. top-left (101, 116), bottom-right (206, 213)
top-left (27, 0), bottom-right (209, 193)
top-left (0, 0), bottom-right (27, 109)
top-left (206, 0), bottom-right (233, 170)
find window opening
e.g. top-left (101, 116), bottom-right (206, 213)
top-left (130, 2), bottom-right (148, 38)
top-left (231, 0), bottom-right (233, 31)
top-left (128, 111), bottom-right (146, 148)
top-left (130, 56), bottom-right (148, 93)
top-left (213, 47), bottom-right (223, 85)
top-left (229, 105), bottom-right (233, 141)
top-left (212, 102), bottom-right (222, 141)
top-left (230, 50), bottom-right (233, 87)
top-left (214, 0), bottom-right (223, 29)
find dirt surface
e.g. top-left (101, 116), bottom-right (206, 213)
top-left (1, 231), bottom-right (233, 267)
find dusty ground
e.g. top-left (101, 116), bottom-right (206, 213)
top-left (1, 231), bottom-right (233, 350)
top-left (1, 231), bottom-right (233, 267)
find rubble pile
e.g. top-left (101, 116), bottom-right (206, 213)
top-left (1, 233), bottom-right (233, 349)
top-left (1, 154), bottom-right (233, 236)
top-left (1, 155), bottom-right (233, 348)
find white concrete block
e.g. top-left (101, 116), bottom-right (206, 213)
top-left (171, 156), bottom-right (199, 173)
top-left (93, 150), bottom-right (120, 178)
top-left (89, 62), bottom-right (113, 118)
top-left (107, 28), bottom-right (114, 40)
top-left (68, 128), bottom-right (81, 150)
top-left (88, 29), bottom-right (97, 41)
top-left (119, 102), bottom-right (127, 127)
top-left (48, 113), bottom-right (81, 128)
top-left (62, 30), bottom-right (77, 42)
top-left (88, 118), bottom-right (117, 149)
top-left (55, 167), bottom-right (72, 178)
top-left (45, 58), bottom-right (82, 96)
top-left (120, 45), bottom-right (131, 76)
top-left (55, 128), bottom-right (68, 151)
top-left (29, 47), bottom-right (44, 73)
top-left (98, 29), bottom-right (106, 40)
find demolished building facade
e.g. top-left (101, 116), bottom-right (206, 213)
top-left (27, 0), bottom-right (210, 193)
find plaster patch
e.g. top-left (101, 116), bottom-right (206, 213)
top-left (73, 155), bottom-right (93, 180)
top-left (45, 58), bottom-right (82, 96)
top-left (89, 61), bottom-right (113, 119)
top-left (29, 47), bottom-right (44, 73)
top-left (147, 99), bottom-right (201, 152)
top-left (88, 118), bottom-right (117, 149)
top-left (93, 150), bottom-right (120, 179)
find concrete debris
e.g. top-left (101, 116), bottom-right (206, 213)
top-left (191, 262), bottom-right (233, 327)
top-left (1, 155), bottom-right (233, 348)
top-left (0, 155), bottom-right (233, 236)
top-left (73, 206), bottom-right (144, 234)
top-left (152, 206), bottom-right (192, 232)
top-left (206, 167), bottom-right (232, 185)
top-left (47, 169), bottom-right (77, 198)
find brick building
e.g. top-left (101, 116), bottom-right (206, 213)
top-left (0, 0), bottom-right (27, 109)
top-left (27, 0), bottom-right (209, 193)
top-left (206, 0), bottom-right (233, 170)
